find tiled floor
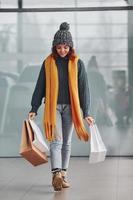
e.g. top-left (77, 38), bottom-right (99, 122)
top-left (0, 157), bottom-right (133, 200)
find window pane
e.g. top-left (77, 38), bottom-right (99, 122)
top-left (0, 0), bottom-right (17, 8)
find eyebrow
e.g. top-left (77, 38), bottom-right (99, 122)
top-left (57, 45), bottom-right (69, 47)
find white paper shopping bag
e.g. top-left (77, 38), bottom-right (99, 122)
top-left (89, 124), bottom-right (107, 163)
top-left (29, 119), bottom-right (49, 152)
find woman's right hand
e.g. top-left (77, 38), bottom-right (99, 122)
top-left (28, 112), bottom-right (36, 120)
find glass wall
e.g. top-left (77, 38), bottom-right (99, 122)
top-left (0, 1), bottom-right (133, 156)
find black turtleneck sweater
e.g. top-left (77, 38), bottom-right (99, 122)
top-left (29, 56), bottom-right (90, 118)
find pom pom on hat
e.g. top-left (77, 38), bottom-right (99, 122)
top-left (59, 22), bottom-right (70, 31)
top-left (52, 22), bottom-right (73, 48)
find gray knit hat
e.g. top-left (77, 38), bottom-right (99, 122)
top-left (52, 22), bottom-right (73, 48)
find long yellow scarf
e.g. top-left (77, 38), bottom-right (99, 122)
top-left (42, 54), bottom-right (90, 142)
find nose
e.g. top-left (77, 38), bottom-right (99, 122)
top-left (60, 48), bottom-right (65, 54)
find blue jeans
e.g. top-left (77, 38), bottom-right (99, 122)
top-left (49, 104), bottom-right (74, 172)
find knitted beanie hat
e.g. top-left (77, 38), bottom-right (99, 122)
top-left (52, 22), bottom-right (73, 48)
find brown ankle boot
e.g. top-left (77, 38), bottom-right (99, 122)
top-left (61, 171), bottom-right (70, 188)
top-left (52, 171), bottom-right (62, 191)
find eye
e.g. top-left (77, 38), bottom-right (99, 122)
top-left (56, 46), bottom-right (61, 50)
top-left (64, 45), bottom-right (69, 49)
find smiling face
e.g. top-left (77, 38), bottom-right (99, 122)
top-left (56, 44), bottom-right (70, 57)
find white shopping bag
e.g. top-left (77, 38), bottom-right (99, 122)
top-left (29, 119), bottom-right (49, 152)
top-left (89, 124), bottom-right (107, 163)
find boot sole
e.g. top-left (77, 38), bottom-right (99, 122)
top-left (62, 184), bottom-right (70, 188)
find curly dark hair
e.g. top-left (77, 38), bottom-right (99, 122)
top-left (51, 46), bottom-right (76, 60)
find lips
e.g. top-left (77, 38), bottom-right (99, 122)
top-left (60, 54), bottom-right (66, 57)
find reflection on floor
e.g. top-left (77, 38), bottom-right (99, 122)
top-left (0, 157), bottom-right (133, 200)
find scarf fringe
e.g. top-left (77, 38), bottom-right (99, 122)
top-left (75, 125), bottom-right (90, 141)
top-left (44, 123), bottom-right (56, 142)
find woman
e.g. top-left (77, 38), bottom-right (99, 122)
top-left (28, 22), bottom-right (94, 191)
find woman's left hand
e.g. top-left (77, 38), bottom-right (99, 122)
top-left (84, 116), bottom-right (95, 126)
